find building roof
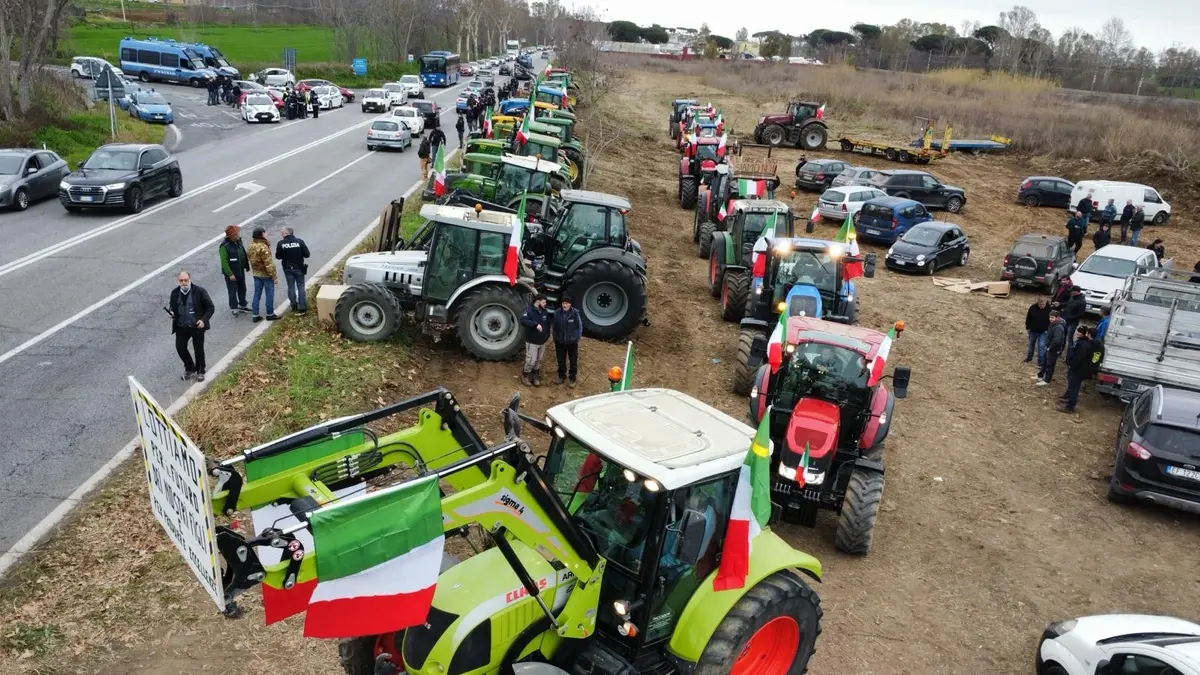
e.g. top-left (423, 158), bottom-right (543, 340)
top-left (560, 189), bottom-right (631, 210)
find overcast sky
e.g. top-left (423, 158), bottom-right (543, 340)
top-left (573, 0), bottom-right (1197, 53)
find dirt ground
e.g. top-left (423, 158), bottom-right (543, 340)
top-left (4, 68), bottom-right (1200, 675)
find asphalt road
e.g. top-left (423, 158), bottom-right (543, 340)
top-left (0, 70), bottom-right (511, 560)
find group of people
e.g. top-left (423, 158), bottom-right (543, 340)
top-left (521, 294), bottom-right (583, 388)
top-left (1023, 288), bottom-right (1105, 413)
top-left (206, 74), bottom-right (241, 107)
top-left (1064, 191), bottom-right (1147, 253)
top-left (168, 225), bottom-right (312, 382)
top-left (417, 124), bottom-right (449, 179)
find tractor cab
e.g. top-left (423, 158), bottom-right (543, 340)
top-left (788, 101), bottom-right (822, 121)
top-left (536, 84), bottom-right (570, 110)
top-left (519, 132), bottom-right (569, 176)
top-left (677, 137), bottom-right (727, 210)
top-left (669, 98), bottom-right (698, 139)
top-left (528, 118), bottom-right (585, 187)
top-left (708, 200), bottom-right (796, 323)
top-left (429, 154), bottom-right (567, 221)
top-left (694, 166), bottom-right (780, 259)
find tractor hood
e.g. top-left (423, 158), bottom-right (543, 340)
top-left (759, 113), bottom-right (794, 126)
top-left (785, 397), bottom-right (840, 461)
top-left (784, 284), bottom-right (824, 320)
top-left (342, 249), bottom-right (428, 286)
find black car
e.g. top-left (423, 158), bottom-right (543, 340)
top-left (883, 221), bottom-right (969, 274)
top-left (871, 169), bottom-right (966, 212)
top-left (1108, 385), bottom-right (1200, 514)
top-left (1017, 175), bottom-right (1075, 208)
top-left (999, 234), bottom-right (1075, 291)
top-left (794, 158), bottom-right (849, 191)
top-left (59, 143), bottom-right (182, 214)
top-left (409, 99), bottom-right (440, 128)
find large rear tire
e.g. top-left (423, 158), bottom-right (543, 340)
top-left (721, 270), bottom-right (749, 322)
top-left (694, 571), bottom-right (822, 675)
top-left (453, 285), bottom-right (526, 360)
top-left (732, 328), bottom-right (763, 395)
top-left (568, 259), bottom-right (647, 341)
top-left (760, 124), bottom-right (786, 147)
top-left (693, 190), bottom-right (709, 242)
top-left (697, 222), bottom-right (715, 259)
top-left (680, 176), bottom-right (698, 209)
top-left (800, 124), bottom-right (827, 151)
top-left (835, 468), bottom-right (885, 555)
top-left (708, 244), bottom-right (724, 298)
top-left (335, 283), bottom-right (402, 342)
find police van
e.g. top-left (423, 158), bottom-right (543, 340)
top-left (119, 37), bottom-right (218, 87)
top-left (180, 42), bottom-right (239, 78)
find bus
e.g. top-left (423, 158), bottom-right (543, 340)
top-left (419, 51), bottom-right (460, 87)
top-left (179, 42), bottom-right (238, 77)
top-left (506, 39), bottom-right (520, 59)
top-left (118, 37), bottom-right (219, 87)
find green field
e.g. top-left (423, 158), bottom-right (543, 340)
top-left (65, 24), bottom-right (338, 64)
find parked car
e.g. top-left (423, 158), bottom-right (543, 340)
top-left (478, 69), bottom-right (496, 86)
top-left (999, 234), bottom-right (1075, 291)
top-left (856, 196), bottom-right (934, 244)
top-left (59, 143), bottom-right (182, 214)
top-left (361, 88), bottom-right (391, 113)
top-left (884, 221), bottom-right (969, 274)
top-left (1070, 179), bottom-right (1171, 225)
top-left (409, 99), bottom-right (440, 128)
top-left (1070, 244), bottom-right (1169, 314)
top-left (794, 158), bottom-right (850, 191)
top-left (311, 85), bottom-right (344, 109)
top-left (1106, 385), bottom-right (1200, 512)
top-left (398, 74), bottom-right (424, 99)
top-left (871, 169), bottom-right (966, 212)
top-left (241, 93), bottom-right (280, 123)
top-left (381, 82), bottom-right (410, 107)
top-left (115, 79), bottom-right (143, 110)
top-left (127, 89), bottom-right (174, 124)
top-left (0, 148), bottom-right (70, 211)
top-left (70, 56), bottom-right (124, 80)
top-left (254, 67), bottom-right (295, 88)
top-left (831, 166), bottom-right (886, 188)
top-left (365, 119), bottom-right (412, 152)
top-left (390, 106), bottom-right (425, 135)
top-left (1038, 614), bottom-right (1200, 675)
top-left (816, 185), bottom-right (887, 221)
top-left (296, 79), bottom-right (354, 102)
top-left (1017, 175), bottom-right (1075, 208)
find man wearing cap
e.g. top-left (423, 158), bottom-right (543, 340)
top-left (1061, 285), bottom-right (1087, 362)
top-left (248, 227), bottom-right (279, 322)
top-left (218, 224), bottom-right (250, 316)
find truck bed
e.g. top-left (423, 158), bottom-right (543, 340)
top-left (1099, 276), bottom-right (1200, 398)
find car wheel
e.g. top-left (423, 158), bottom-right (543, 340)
top-left (926, 259), bottom-right (937, 276)
top-left (125, 186), bottom-right (144, 214)
top-left (168, 172), bottom-right (183, 198)
top-left (367, 144), bottom-right (375, 151)
top-left (1152, 211), bottom-right (1168, 225)
top-left (139, 71), bottom-right (151, 83)
top-left (13, 187), bottom-right (29, 211)
top-left (1023, 194), bottom-right (1040, 207)
top-left (945, 196), bottom-right (964, 213)
top-left (959, 247), bottom-right (969, 266)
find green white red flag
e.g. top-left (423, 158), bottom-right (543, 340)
top-left (504, 192), bottom-right (528, 285)
top-left (515, 111), bottom-right (531, 145)
top-left (834, 214), bottom-right (864, 280)
top-left (714, 409), bottom-right (773, 591)
top-left (738, 179), bottom-right (765, 197)
top-left (718, 199), bottom-right (728, 221)
top-left (766, 210), bottom-right (779, 237)
top-left (867, 325), bottom-right (896, 387)
top-left (751, 236), bottom-right (769, 278)
top-left (432, 142), bottom-right (447, 197)
top-left (767, 308), bottom-right (786, 373)
top-left (482, 105), bottom-right (493, 137)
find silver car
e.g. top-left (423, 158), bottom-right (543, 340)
top-left (0, 148), bottom-right (70, 211)
top-left (831, 166), bottom-right (886, 188)
top-left (366, 119), bottom-right (412, 151)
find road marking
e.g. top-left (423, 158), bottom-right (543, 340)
top-left (211, 181), bottom-right (265, 213)
top-left (166, 124), bottom-right (182, 151)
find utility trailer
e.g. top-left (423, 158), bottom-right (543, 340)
top-left (1097, 274), bottom-right (1200, 401)
top-left (910, 137), bottom-right (1011, 154)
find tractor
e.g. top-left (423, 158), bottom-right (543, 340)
top-left (532, 114), bottom-right (585, 188)
top-left (732, 237), bottom-right (876, 395)
top-left (422, 154), bottom-right (567, 220)
top-left (676, 121), bottom-right (719, 153)
top-left (668, 98), bottom-right (697, 139)
top-left (186, 383), bottom-right (824, 675)
top-left (708, 200), bottom-right (795, 322)
top-left (534, 83), bottom-right (571, 111)
top-left (746, 316), bottom-right (910, 555)
top-left (451, 149), bottom-right (572, 196)
top-left (677, 136), bottom-right (728, 210)
top-left (694, 152), bottom-right (780, 259)
top-left (753, 99), bottom-right (828, 151)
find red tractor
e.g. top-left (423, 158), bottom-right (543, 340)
top-left (753, 99), bottom-right (828, 150)
top-left (677, 135), bottom-right (727, 209)
top-left (748, 317), bottom-right (910, 555)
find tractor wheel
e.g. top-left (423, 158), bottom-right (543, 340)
top-left (680, 177), bottom-right (699, 210)
top-left (800, 124), bottom-right (827, 151)
top-left (693, 195), bottom-right (708, 243)
top-left (453, 285), bottom-right (526, 360)
top-left (335, 283), bottom-right (402, 342)
top-left (760, 124), bottom-right (786, 147)
top-left (721, 271), bottom-right (749, 322)
top-left (694, 571), bottom-right (822, 675)
top-left (566, 154), bottom-right (585, 189)
top-left (697, 222), bottom-right (715, 259)
top-left (839, 139), bottom-right (854, 153)
top-left (732, 328), bottom-right (764, 395)
top-left (568, 260), bottom-right (647, 341)
top-left (835, 468), bottom-right (885, 555)
top-left (708, 248), bottom-right (723, 298)
top-left (339, 632), bottom-right (403, 675)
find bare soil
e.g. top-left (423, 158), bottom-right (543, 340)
top-left (3, 68), bottom-right (1200, 675)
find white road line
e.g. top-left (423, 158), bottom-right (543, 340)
top-left (166, 124), bottom-right (182, 151)
top-left (0, 154), bottom-right (451, 580)
top-left (211, 181), bottom-right (265, 213)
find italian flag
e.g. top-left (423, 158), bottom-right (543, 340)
top-left (302, 476), bottom-right (445, 639)
top-left (515, 111), bottom-right (531, 145)
top-left (794, 442), bottom-right (811, 488)
top-left (714, 409), bottom-right (773, 591)
top-left (432, 142), bottom-right (447, 198)
top-left (809, 205), bottom-right (820, 225)
top-left (718, 133), bottom-right (727, 155)
top-left (766, 210), bottom-right (780, 237)
top-left (767, 309), bottom-right (786, 374)
top-left (816, 103), bottom-right (826, 120)
top-left (503, 193), bottom-right (527, 285)
top-left (717, 199), bottom-right (728, 222)
top-left (834, 214), bottom-right (864, 280)
top-left (739, 179), bottom-right (765, 197)
top-left (751, 236), bottom-right (769, 279)
top-left (482, 105), bottom-right (493, 137)
top-left (867, 325), bottom-right (896, 387)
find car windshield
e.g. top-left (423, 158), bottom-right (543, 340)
top-left (367, 89), bottom-right (387, 98)
top-left (778, 341), bottom-right (870, 407)
top-left (83, 150), bottom-right (138, 171)
top-left (1144, 425), bottom-right (1200, 454)
top-left (1078, 255), bottom-right (1138, 278)
top-left (820, 189), bottom-right (845, 203)
top-left (393, 108), bottom-right (415, 117)
top-left (1012, 241), bottom-right (1053, 258)
top-left (901, 227), bottom-right (943, 247)
top-left (412, 101), bottom-right (434, 112)
top-left (245, 94), bottom-right (272, 106)
top-left (384, 84), bottom-right (404, 93)
top-left (372, 121), bottom-right (400, 132)
top-left (400, 75), bottom-right (419, 84)
top-left (136, 92), bottom-right (166, 105)
top-left (0, 155), bottom-right (23, 174)
top-left (774, 248), bottom-right (841, 294)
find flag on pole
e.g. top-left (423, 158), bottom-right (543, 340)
top-left (432, 143), bottom-right (447, 198)
top-left (515, 109), bottom-right (531, 145)
top-left (816, 103), bottom-right (826, 120)
top-left (618, 341), bottom-right (634, 391)
top-left (503, 192), bottom-right (527, 285)
top-left (767, 309), bottom-right (787, 374)
top-left (766, 210), bottom-right (780, 237)
top-left (718, 133), bottom-right (727, 154)
top-left (301, 476), bottom-right (445, 638)
top-left (714, 410), bottom-right (773, 591)
top-left (738, 179), bottom-right (765, 197)
top-left (482, 105), bottom-right (493, 138)
top-left (718, 199), bottom-right (728, 222)
top-left (751, 236), bottom-right (769, 279)
top-left (794, 442), bottom-right (811, 488)
top-left (809, 205), bottom-right (820, 225)
top-left (867, 325), bottom-right (897, 387)
top-left (834, 214), bottom-right (864, 280)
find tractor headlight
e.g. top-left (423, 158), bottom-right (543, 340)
top-left (774, 241), bottom-right (792, 253)
top-left (776, 301), bottom-right (786, 312)
top-left (803, 469), bottom-right (826, 486)
top-left (553, 426), bottom-right (565, 439)
top-left (750, 386), bottom-right (758, 398)
top-left (623, 468), bottom-right (637, 482)
top-left (785, 344), bottom-right (795, 354)
top-left (846, 294), bottom-right (853, 302)
top-left (828, 244), bottom-right (843, 258)
top-left (778, 464), bottom-right (797, 480)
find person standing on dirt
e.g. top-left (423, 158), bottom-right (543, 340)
top-left (1191, 260), bottom-right (1200, 284)
top-left (1119, 199), bottom-right (1135, 243)
top-left (168, 271), bottom-right (215, 382)
top-left (248, 227), bottom-right (280, 323)
top-left (275, 226), bottom-right (311, 315)
top-left (1036, 311), bottom-right (1066, 386)
top-left (1095, 307), bottom-right (1111, 343)
top-left (520, 294), bottom-right (551, 386)
top-left (552, 295), bottom-right (583, 387)
top-left (218, 225), bottom-right (250, 316)
top-left (1050, 276), bottom-right (1073, 310)
top-left (1075, 191), bottom-right (1094, 221)
top-left (1129, 206), bottom-right (1146, 246)
top-left (1057, 325), bottom-right (1096, 414)
top-left (1147, 238), bottom-right (1165, 262)
top-left (418, 134), bottom-right (432, 180)
top-left (1099, 199), bottom-right (1117, 228)
top-left (456, 114), bottom-right (466, 147)
top-left (1065, 210), bottom-right (1086, 254)
top-left (1061, 286), bottom-right (1086, 362)
top-left (1024, 297), bottom-right (1051, 366)
top-left (1092, 222), bottom-right (1112, 251)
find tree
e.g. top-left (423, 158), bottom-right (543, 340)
top-left (760, 31), bottom-right (792, 59)
top-left (912, 34), bottom-right (948, 53)
top-left (851, 23), bottom-right (882, 43)
top-left (998, 5), bottom-right (1039, 73)
top-left (804, 29), bottom-right (829, 49)
top-left (692, 22), bottom-right (711, 51)
top-left (819, 31), bottom-right (856, 46)
top-left (2, 0), bottom-right (73, 117)
top-left (607, 19), bottom-right (641, 42)
top-left (711, 34), bottom-right (734, 50)
top-left (641, 23), bottom-right (669, 44)
top-left (735, 26), bottom-right (748, 42)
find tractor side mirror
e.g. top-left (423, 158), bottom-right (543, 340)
top-left (892, 367), bottom-right (911, 399)
top-left (677, 509), bottom-right (709, 565)
top-left (863, 252), bottom-right (877, 278)
top-left (503, 393), bottom-right (522, 439)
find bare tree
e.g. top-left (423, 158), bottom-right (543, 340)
top-left (998, 5), bottom-right (1038, 73)
top-left (1098, 17), bottom-right (1133, 87)
top-left (10, 0), bottom-right (71, 113)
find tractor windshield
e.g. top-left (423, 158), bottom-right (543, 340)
top-left (777, 341), bottom-right (870, 408)
top-left (496, 164), bottom-right (547, 202)
top-left (695, 144), bottom-right (719, 163)
top-left (743, 212), bottom-right (786, 241)
top-left (774, 249), bottom-right (841, 295)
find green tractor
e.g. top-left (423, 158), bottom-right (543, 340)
top-left (694, 156), bottom-right (781, 260)
top-left (461, 140), bottom-right (574, 188)
top-left (709, 200), bottom-right (796, 322)
top-left (528, 118), bottom-right (585, 188)
top-left (422, 154), bottom-right (567, 221)
top-left (185, 380), bottom-right (824, 675)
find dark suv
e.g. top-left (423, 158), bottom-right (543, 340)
top-left (872, 169), bottom-right (966, 212)
top-left (1108, 385), bottom-right (1200, 514)
top-left (999, 234), bottom-right (1075, 291)
top-left (794, 158), bottom-right (849, 191)
top-left (59, 143), bottom-right (182, 214)
top-left (1017, 175), bottom-right (1074, 208)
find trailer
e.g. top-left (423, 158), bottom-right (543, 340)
top-left (910, 136), bottom-right (1011, 154)
top-left (837, 118), bottom-right (951, 164)
top-left (1097, 274), bottom-right (1200, 401)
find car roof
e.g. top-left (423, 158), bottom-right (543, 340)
top-left (1016, 233), bottom-right (1066, 244)
top-left (865, 195), bottom-right (921, 207)
top-left (560, 189), bottom-right (631, 210)
top-left (806, 158), bottom-right (842, 165)
top-left (0, 148), bottom-right (36, 157)
top-left (908, 221), bottom-right (958, 233)
top-left (822, 185), bottom-right (874, 196)
top-left (98, 143), bottom-right (159, 151)
top-left (1089, 244), bottom-right (1151, 261)
top-left (1152, 386), bottom-right (1200, 430)
top-left (884, 169), bottom-right (931, 176)
top-left (1025, 175), bottom-right (1072, 182)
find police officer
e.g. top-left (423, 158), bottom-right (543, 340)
top-left (275, 226), bottom-right (311, 315)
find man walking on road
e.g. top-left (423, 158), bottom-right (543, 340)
top-left (248, 227), bottom-right (280, 322)
top-left (168, 271), bottom-right (214, 382)
top-left (520, 294), bottom-right (550, 386)
top-left (456, 114), bottom-right (466, 147)
top-left (418, 135), bottom-right (431, 180)
top-left (275, 226), bottom-right (311, 315)
top-left (218, 225), bottom-right (250, 316)
top-left (552, 295), bottom-right (583, 387)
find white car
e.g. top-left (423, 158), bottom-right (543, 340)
top-left (361, 88), bottom-right (391, 113)
top-left (817, 186), bottom-right (888, 221)
top-left (312, 85), bottom-right (344, 109)
top-left (381, 82), bottom-right (409, 107)
top-left (1069, 244), bottom-right (1169, 314)
top-left (398, 74), bottom-right (424, 99)
top-left (70, 56), bottom-right (124, 80)
top-left (1038, 614), bottom-right (1200, 675)
top-left (390, 106), bottom-right (425, 135)
top-left (257, 67), bottom-right (295, 88)
top-left (241, 93), bottom-right (280, 123)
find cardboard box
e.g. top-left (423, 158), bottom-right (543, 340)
top-left (316, 285), bottom-right (347, 325)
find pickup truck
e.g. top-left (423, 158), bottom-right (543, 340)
top-left (1069, 244), bottom-right (1171, 315)
top-left (1097, 274), bottom-right (1200, 401)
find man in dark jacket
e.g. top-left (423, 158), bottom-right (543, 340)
top-left (1092, 222), bottom-right (1111, 251)
top-left (417, 135), bottom-right (432, 179)
top-left (1037, 311), bottom-right (1066, 385)
top-left (1050, 276), bottom-right (1073, 309)
top-left (1065, 210), bottom-right (1086, 254)
top-left (520, 294), bottom-right (550, 386)
top-left (456, 114), bottom-right (466, 146)
top-left (551, 295), bottom-right (583, 387)
top-left (1191, 260), bottom-right (1200, 284)
top-left (1024, 297), bottom-right (1051, 365)
top-left (1129, 205), bottom-right (1145, 246)
top-left (275, 226), bottom-right (311, 314)
top-left (207, 76), bottom-right (219, 106)
top-left (1075, 191), bottom-right (1094, 221)
top-left (1119, 199), bottom-right (1135, 243)
top-left (169, 271), bottom-right (215, 382)
top-left (1146, 238), bottom-right (1165, 262)
top-left (1061, 286), bottom-right (1087, 361)
top-left (218, 224), bottom-right (250, 316)
top-left (429, 126), bottom-right (447, 159)
top-left (1058, 326), bottom-right (1096, 413)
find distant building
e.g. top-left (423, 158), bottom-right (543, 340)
top-left (734, 40), bottom-right (760, 57)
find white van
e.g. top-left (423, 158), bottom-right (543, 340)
top-left (1068, 180), bottom-right (1171, 225)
